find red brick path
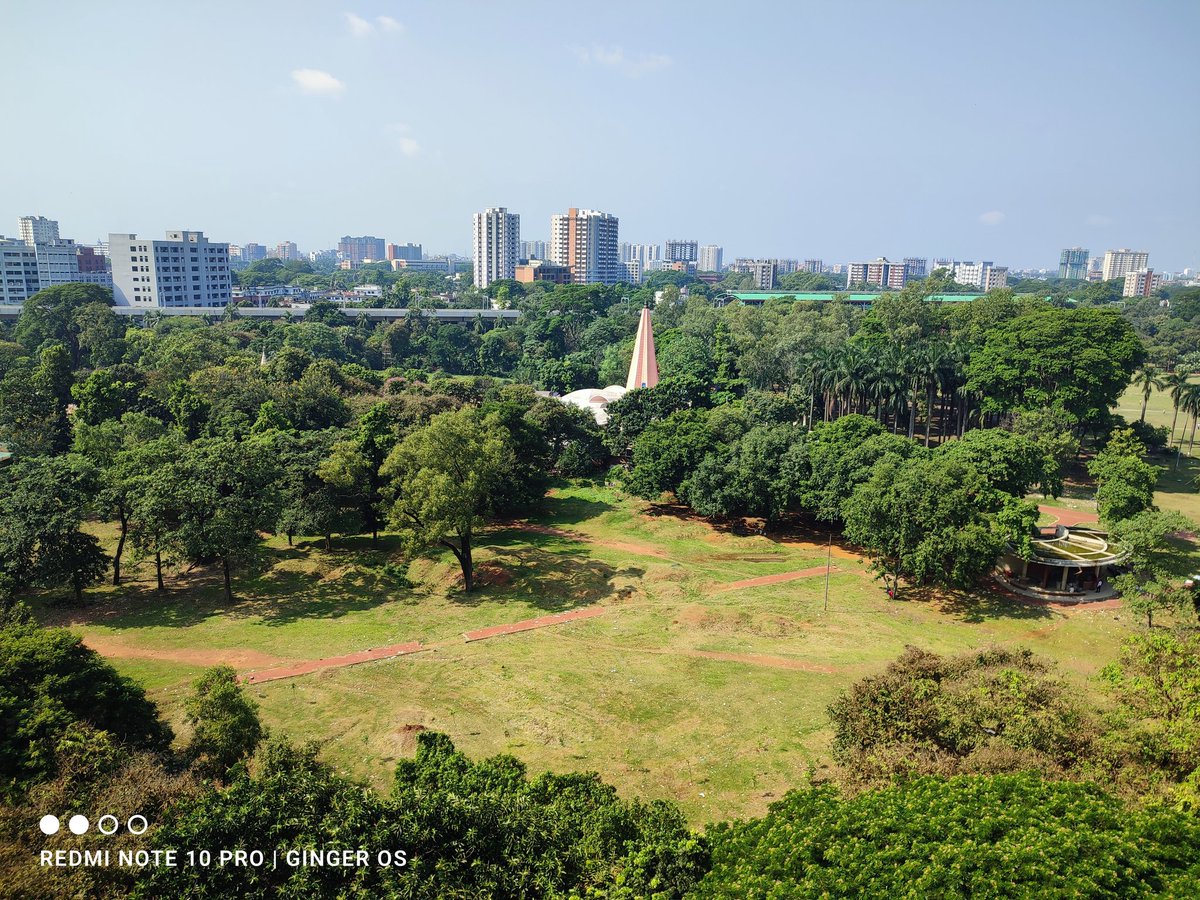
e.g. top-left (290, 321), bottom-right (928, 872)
top-left (241, 641), bottom-right (424, 684)
top-left (463, 606), bottom-right (605, 642)
top-left (1038, 504), bottom-right (1099, 526)
top-left (714, 565), bottom-right (836, 592)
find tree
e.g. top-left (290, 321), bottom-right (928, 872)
top-left (164, 438), bottom-right (282, 602)
top-left (1133, 364), bottom-right (1166, 422)
top-left (842, 454), bottom-right (1031, 597)
top-left (0, 455), bottom-right (108, 602)
top-left (690, 774), bottom-right (1200, 899)
top-left (796, 415), bottom-right (919, 522)
top-left (1009, 406), bottom-right (1080, 497)
top-left (1102, 630), bottom-right (1200, 781)
top-left (828, 646), bottom-right (1098, 784)
top-left (1089, 429), bottom-right (1159, 524)
top-left (938, 427), bottom-right (1049, 497)
top-left (0, 620), bottom-right (172, 795)
top-left (965, 305), bottom-right (1146, 424)
top-left (183, 666), bottom-right (264, 780)
top-left (13, 282), bottom-right (114, 367)
top-left (380, 407), bottom-right (515, 592)
top-left (626, 408), bottom-right (719, 500)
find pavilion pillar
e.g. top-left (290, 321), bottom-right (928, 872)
top-left (1060, 568), bottom-right (1069, 590)
top-left (1020, 559), bottom-right (1028, 578)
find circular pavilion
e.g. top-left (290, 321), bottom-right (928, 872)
top-left (997, 524), bottom-right (1129, 602)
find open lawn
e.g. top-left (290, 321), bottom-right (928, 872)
top-left (1117, 381), bottom-right (1200, 521)
top-left (30, 483), bottom-right (1161, 825)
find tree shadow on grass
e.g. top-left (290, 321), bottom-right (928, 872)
top-left (918, 584), bottom-right (1058, 624)
top-left (1155, 455), bottom-right (1200, 495)
top-left (448, 541), bottom-right (644, 613)
top-left (525, 494), bottom-right (614, 528)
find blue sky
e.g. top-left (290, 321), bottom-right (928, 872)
top-left (2, 0), bottom-right (1197, 270)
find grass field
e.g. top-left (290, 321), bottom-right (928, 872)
top-left (32, 482), bottom-right (1159, 825)
top-left (1116, 381), bottom-right (1200, 521)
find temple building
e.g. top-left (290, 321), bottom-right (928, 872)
top-left (560, 305), bottom-right (658, 424)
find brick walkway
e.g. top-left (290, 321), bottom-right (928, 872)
top-left (463, 606), bottom-right (605, 642)
top-left (240, 608), bottom-right (607, 684)
top-left (241, 641), bottom-right (424, 684)
top-left (713, 565), bottom-right (836, 592)
top-left (1038, 504), bottom-right (1099, 526)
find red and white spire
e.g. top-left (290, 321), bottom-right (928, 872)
top-left (626, 305), bottom-right (659, 391)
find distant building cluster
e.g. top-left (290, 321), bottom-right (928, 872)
top-left (1, 215), bottom-right (112, 304)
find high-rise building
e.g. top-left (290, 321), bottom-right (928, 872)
top-left (270, 241), bottom-right (300, 261)
top-left (242, 242), bottom-right (267, 262)
top-left (0, 237), bottom-right (41, 304)
top-left (18, 215), bottom-right (60, 246)
top-left (699, 245), bottom-right (724, 272)
top-left (109, 230), bottom-right (232, 307)
top-left (338, 235), bottom-right (387, 264)
top-left (626, 243), bottom-right (661, 267)
top-left (802, 258), bottom-right (824, 273)
top-left (945, 260), bottom-right (1006, 290)
top-left (664, 239), bottom-right (698, 263)
top-left (731, 259), bottom-right (777, 289)
top-left (903, 257), bottom-right (927, 281)
top-left (1123, 268), bottom-right (1162, 297)
top-left (32, 239), bottom-right (80, 287)
top-left (847, 258), bottom-right (906, 290)
top-left (521, 240), bottom-right (549, 261)
top-left (550, 208), bottom-right (620, 285)
top-left (1059, 247), bottom-right (1089, 280)
top-left (773, 259), bottom-right (800, 275)
top-left (1102, 249), bottom-right (1149, 282)
top-left (75, 246), bottom-right (112, 287)
top-left (472, 207), bottom-right (521, 288)
top-left (622, 259), bottom-right (643, 284)
top-left (386, 242), bottom-right (422, 261)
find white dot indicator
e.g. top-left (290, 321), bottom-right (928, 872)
top-left (68, 815), bottom-right (89, 835)
top-left (39, 815), bottom-right (60, 835)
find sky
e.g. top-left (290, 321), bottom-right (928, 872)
top-left (2, 0), bottom-right (1198, 271)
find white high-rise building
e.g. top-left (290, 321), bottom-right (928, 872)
top-left (520, 240), bottom-right (549, 261)
top-left (0, 237), bottom-right (41, 304)
top-left (18, 215), bottom-right (60, 246)
top-left (550, 208), bottom-right (621, 285)
top-left (947, 260), bottom-right (1007, 290)
top-left (1123, 268), bottom-right (1162, 297)
top-left (33, 240), bottom-right (80, 288)
top-left (1102, 249), bottom-right (1150, 282)
top-left (699, 245), bottom-right (723, 272)
top-left (109, 230), bottom-right (232, 307)
top-left (621, 259), bottom-right (642, 284)
top-left (664, 239), bottom-right (699, 263)
top-left (472, 207), bottom-right (520, 289)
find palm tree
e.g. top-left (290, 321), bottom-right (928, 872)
top-left (1184, 383), bottom-right (1200, 457)
top-left (1133, 365), bottom-right (1166, 422)
top-left (922, 342), bottom-right (949, 447)
top-left (1164, 371), bottom-right (1189, 448)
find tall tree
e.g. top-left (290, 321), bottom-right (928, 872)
top-left (380, 407), bottom-right (515, 592)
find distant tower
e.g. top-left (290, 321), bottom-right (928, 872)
top-left (626, 306), bottom-right (659, 391)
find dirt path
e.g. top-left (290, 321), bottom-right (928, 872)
top-left (713, 566), bottom-right (836, 592)
top-left (81, 635), bottom-right (287, 670)
top-left (1038, 504), bottom-right (1099, 526)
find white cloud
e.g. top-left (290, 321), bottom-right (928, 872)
top-left (1086, 213), bottom-right (1113, 227)
top-left (345, 12), bottom-right (374, 37)
top-left (345, 12), bottom-right (401, 36)
top-left (572, 44), bottom-right (672, 77)
top-left (291, 68), bottom-right (346, 97)
top-left (386, 123), bottom-right (420, 157)
top-left (978, 210), bottom-right (1005, 226)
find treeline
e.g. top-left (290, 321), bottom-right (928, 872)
top-left (4, 618), bottom-right (1200, 898)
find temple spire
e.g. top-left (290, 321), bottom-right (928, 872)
top-left (626, 305), bottom-right (659, 391)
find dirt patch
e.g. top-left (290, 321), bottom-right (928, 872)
top-left (470, 563), bottom-right (514, 587)
top-left (241, 641), bottom-right (425, 684)
top-left (673, 606), bottom-right (806, 638)
top-left (83, 635), bottom-right (287, 669)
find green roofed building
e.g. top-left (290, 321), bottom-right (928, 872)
top-left (726, 291), bottom-right (986, 306)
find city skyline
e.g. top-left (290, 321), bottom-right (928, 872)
top-left (1, 1), bottom-right (1196, 271)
